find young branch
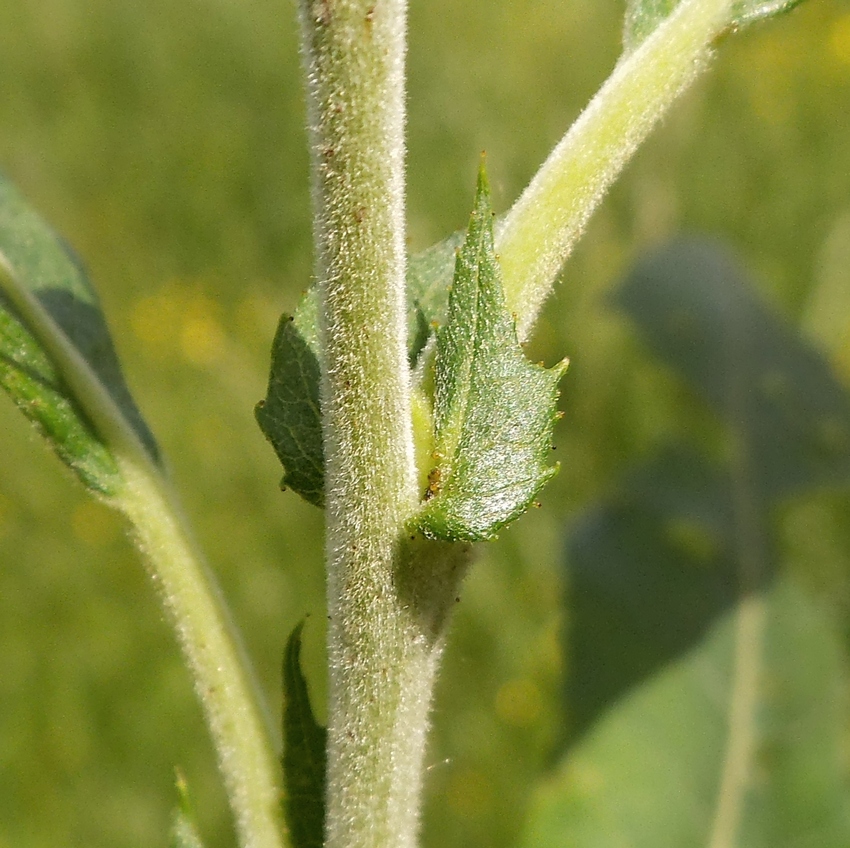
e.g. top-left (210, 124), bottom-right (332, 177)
top-left (496, 0), bottom-right (734, 340)
top-left (115, 458), bottom-right (285, 848)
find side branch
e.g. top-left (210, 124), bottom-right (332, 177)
top-left (496, 0), bottom-right (734, 340)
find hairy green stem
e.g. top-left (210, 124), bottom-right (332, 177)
top-left (298, 1), bottom-right (452, 846)
top-left (115, 459), bottom-right (284, 848)
top-left (496, 0), bottom-right (734, 340)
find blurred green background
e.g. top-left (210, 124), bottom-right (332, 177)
top-left (1, 0), bottom-right (849, 845)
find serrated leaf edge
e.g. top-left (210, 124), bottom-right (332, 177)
top-left (414, 164), bottom-right (567, 542)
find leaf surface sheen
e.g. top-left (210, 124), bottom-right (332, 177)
top-left (417, 165), bottom-right (566, 542)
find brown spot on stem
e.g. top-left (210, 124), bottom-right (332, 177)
top-left (312, 0), bottom-right (331, 26)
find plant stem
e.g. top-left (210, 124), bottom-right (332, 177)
top-left (496, 0), bottom-right (733, 341)
top-left (115, 457), bottom-right (284, 848)
top-left (0, 243), bottom-right (284, 848)
top-left (298, 1), bottom-right (450, 846)
top-left (708, 310), bottom-right (771, 848)
top-left (708, 592), bottom-right (765, 848)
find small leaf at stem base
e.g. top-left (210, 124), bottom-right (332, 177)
top-left (256, 293), bottom-right (325, 508)
top-left (416, 163), bottom-right (567, 542)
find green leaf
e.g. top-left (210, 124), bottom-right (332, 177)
top-left (255, 290), bottom-right (325, 507)
top-left (565, 445), bottom-right (745, 740)
top-left (623, 0), bottom-right (807, 53)
top-left (254, 209), bottom-right (519, 519)
top-left (282, 621), bottom-right (327, 848)
top-left (623, 0), bottom-right (678, 52)
top-left (615, 239), bottom-right (850, 500)
top-left (416, 164), bottom-right (567, 542)
top-left (0, 173), bottom-right (159, 495)
top-left (563, 239), bottom-right (850, 741)
top-left (522, 579), bottom-right (850, 848)
top-left (169, 770), bottom-right (206, 848)
top-left (551, 239), bottom-right (850, 845)
top-left (406, 229), bottom-right (465, 365)
top-left (255, 229), bottom-right (463, 506)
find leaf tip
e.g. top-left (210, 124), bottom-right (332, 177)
top-left (476, 153), bottom-right (492, 200)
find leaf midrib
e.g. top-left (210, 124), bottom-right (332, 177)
top-left (436, 209), bottom-right (492, 484)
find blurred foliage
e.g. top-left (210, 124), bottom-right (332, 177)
top-left (0, 0), bottom-right (849, 846)
top-left (523, 578), bottom-right (850, 847)
top-left (530, 240), bottom-right (850, 843)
